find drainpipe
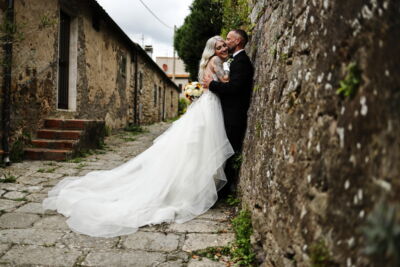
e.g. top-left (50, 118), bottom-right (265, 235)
top-left (2, 0), bottom-right (14, 166)
top-left (133, 48), bottom-right (139, 126)
top-left (162, 85), bottom-right (166, 121)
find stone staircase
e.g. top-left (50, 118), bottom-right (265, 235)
top-left (25, 119), bottom-right (105, 161)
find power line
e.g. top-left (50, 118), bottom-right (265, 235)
top-left (138, 0), bottom-right (174, 30)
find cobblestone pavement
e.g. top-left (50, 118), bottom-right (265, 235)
top-left (0, 122), bottom-right (235, 267)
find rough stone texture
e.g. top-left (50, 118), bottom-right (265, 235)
top-left (61, 232), bottom-right (119, 250)
top-left (83, 250), bottom-right (166, 267)
top-left (33, 215), bottom-right (70, 230)
top-left (123, 232), bottom-right (181, 252)
top-left (188, 258), bottom-right (226, 267)
top-left (1, 246), bottom-right (81, 267)
top-left (0, 213), bottom-right (40, 229)
top-left (0, 122), bottom-right (234, 266)
top-left (2, 191), bottom-right (27, 200)
top-left (183, 233), bottom-right (235, 252)
top-left (0, 229), bottom-right (64, 245)
top-left (168, 220), bottom-right (231, 234)
top-left (0, 199), bottom-right (23, 212)
top-left (15, 202), bottom-right (44, 214)
top-left (240, 0), bottom-right (400, 266)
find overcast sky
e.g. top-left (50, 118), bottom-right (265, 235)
top-left (96, 0), bottom-right (194, 59)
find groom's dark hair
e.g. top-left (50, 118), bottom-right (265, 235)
top-left (233, 29), bottom-right (248, 47)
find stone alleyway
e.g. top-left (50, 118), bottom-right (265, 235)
top-left (0, 122), bottom-right (235, 266)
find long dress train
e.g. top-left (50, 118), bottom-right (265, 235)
top-left (42, 91), bottom-right (234, 237)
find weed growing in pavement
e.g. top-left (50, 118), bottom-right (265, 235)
top-left (0, 172), bottom-right (16, 183)
top-left (191, 204), bottom-right (256, 266)
top-left (76, 163), bottom-right (87, 170)
top-left (38, 167), bottom-right (57, 173)
top-left (124, 125), bottom-right (147, 135)
top-left (226, 194), bottom-right (240, 206)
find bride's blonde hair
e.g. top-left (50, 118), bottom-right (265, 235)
top-left (198, 35), bottom-right (224, 81)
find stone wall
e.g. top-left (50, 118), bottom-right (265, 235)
top-left (68, 1), bottom-right (134, 130)
top-left (137, 54), bottom-right (179, 125)
top-left (10, 0), bottom-right (59, 138)
top-left (239, 0), bottom-right (400, 266)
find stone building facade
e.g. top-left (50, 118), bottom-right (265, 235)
top-left (239, 0), bottom-right (400, 266)
top-left (156, 56), bottom-right (190, 92)
top-left (0, 0), bottom-right (179, 157)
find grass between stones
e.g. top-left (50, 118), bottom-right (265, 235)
top-left (191, 198), bottom-right (256, 266)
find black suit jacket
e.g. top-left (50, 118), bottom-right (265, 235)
top-left (209, 51), bottom-right (253, 128)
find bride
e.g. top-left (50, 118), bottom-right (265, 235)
top-left (43, 36), bottom-right (233, 237)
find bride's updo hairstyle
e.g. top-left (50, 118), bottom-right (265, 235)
top-left (198, 35), bottom-right (224, 81)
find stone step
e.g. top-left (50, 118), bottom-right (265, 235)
top-left (44, 119), bottom-right (91, 130)
top-left (31, 139), bottom-right (77, 150)
top-left (24, 148), bottom-right (73, 161)
top-left (37, 129), bottom-right (82, 140)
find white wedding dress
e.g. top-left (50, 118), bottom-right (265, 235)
top-left (43, 91), bottom-right (234, 237)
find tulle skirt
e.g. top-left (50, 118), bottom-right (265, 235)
top-left (42, 91), bottom-right (234, 237)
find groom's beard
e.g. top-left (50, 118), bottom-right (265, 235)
top-left (228, 46), bottom-right (236, 53)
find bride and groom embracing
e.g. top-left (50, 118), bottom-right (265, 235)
top-left (43, 29), bottom-right (254, 238)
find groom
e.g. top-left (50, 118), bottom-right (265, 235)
top-left (203, 29), bottom-right (254, 197)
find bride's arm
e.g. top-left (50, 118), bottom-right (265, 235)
top-left (211, 57), bottom-right (229, 83)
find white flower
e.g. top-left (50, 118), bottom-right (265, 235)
top-left (193, 89), bottom-right (202, 97)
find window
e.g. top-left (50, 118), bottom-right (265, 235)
top-left (139, 72), bottom-right (143, 90)
top-left (171, 91), bottom-right (173, 108)
top-left (154, 84), bottom-right (157, 105)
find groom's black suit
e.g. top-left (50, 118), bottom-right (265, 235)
top-left (209, 50), bottom-right (253, 195)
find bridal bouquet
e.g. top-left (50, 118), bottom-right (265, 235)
top-left (184, 82), bottom-right (204, 101)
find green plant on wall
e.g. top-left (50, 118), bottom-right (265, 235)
top-left (361, 199), bottom-right (400, 266)
top-left (309, 240), bottom-right (334, 267)
top-left (336, 62), bottom-right (361, 98)
top-left (9, 132), bottom-right (31, 162)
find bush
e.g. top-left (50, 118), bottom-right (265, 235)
top-left (178, 97), bottom-right (190, 115)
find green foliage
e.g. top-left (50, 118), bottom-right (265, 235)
top-left (124, 125), bottom-right (147, 135)
top-left (232, 153), bottom-right (243, 170)
top-left (174, 0), bottom-right (223, 80)
top-left (178, 97), bottom-right (190, 115)
top-left (191, 207), bottom-right (256, 266)
top-left (361, 199), bottom-right (400, 266)
top-left (231, 209), bottom-right (256, 265)
top-left (336, 62), bottom-right (361, 98)
top-left (0, 172), bottom-right (16, 183)
top-left (38, 13), bottom-right (58, 29)
top-left (122, 136), bottom-right (136, 142)
top-left (253, 84), bottom-right (261, 92)
top-left (255, 121), bottom-right (262, 138)
top-left (192, 246), bottom-right (231, 262)
top-left (268, 45), bottom-right (277, 58)
top-left (220, 0), bottom-right (251, 37)
top-left (68, 157), bottom-right (85, 164)
top-left (38, 167), bottom-right (57, 173)
top-left (104, 125), bottom-right (112, 137)
top-left (226, 194), bottom-right (240, 206)
top-left (10, 132), bottom-right (31, 163)
top-left (76, 163), bottom-right (87, 169)
top-left (309, 240), bottom-right (333, 267)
